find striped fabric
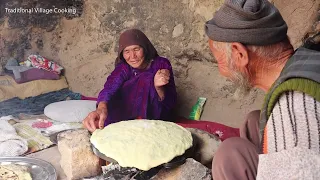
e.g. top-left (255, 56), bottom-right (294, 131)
top-left (264, 91), bottom-right (320, 154)
top-left (260, 47), bottom-right (320, 146)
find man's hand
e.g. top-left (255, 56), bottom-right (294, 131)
top-left (83, 103), bottom-right (108, 132)
top-left (154, 69), bottom-right (170, 88)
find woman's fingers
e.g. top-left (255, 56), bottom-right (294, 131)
top-left (98, 111), bottom-right (107, 129)
top-left (155, 69), bottom-right (170, 87)
top-left (83, 117), bottom-right (94, 132)
top-left (86, 112), bottom-right (99, 132)
top-left (160, 77), bottom-right (169, 84)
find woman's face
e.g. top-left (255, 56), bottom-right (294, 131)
top-left (122, 45), bottom-right (145, 69)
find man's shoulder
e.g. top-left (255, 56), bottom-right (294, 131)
top-left (276, 91), bottom-right (318, 108)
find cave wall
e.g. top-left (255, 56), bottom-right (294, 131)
top-left (1, 0), bottom-right (318, 126)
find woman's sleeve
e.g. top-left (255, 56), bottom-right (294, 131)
top-left (96, 63), bottom-right (130, 105)
top-left (150, 58), bottom-right (177, 119)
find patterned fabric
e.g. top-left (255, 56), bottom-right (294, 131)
top-left (13, 123), bottom-right (53, 154)
top-left (26, 54), bottom-right (63, 74)
top-left (0, 88), bottom-right (81, 117)
top-left (97, 56), bottom-right (177, 125)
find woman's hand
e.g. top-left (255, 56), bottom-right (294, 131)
top-left (83, 103), bottom-right (108, 132)
top-left (154, 69), bottom-right (170, 88)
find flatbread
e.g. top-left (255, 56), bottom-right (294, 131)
top-left (0, 164), bottom-right (32, 180)
top-left (91, 120), bottom-right (193, 171)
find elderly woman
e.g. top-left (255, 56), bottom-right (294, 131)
top-left (83, 29), bottom-right (177, 132)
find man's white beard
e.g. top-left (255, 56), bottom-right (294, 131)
top-left (229, 61), bottom-right (252, 100)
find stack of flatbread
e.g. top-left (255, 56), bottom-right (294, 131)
top-left (0, 164), bottom-right (32, 180)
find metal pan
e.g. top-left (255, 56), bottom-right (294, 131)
top-left (0, 157), bottom-right (57, 180)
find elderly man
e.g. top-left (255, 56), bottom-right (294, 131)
top-left (205, 0), bottom-right (320, 179)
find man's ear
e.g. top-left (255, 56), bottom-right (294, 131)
top-left (230, 42), bottom-right (249, 69)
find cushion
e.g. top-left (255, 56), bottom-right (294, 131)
top-left (0, 75), bottom-right (68, 102)
top-left (15, 68), bottom-right (60, 84)
top-left (44, 100), bottom-right (96, 123)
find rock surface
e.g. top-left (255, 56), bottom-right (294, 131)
top-left (187, 128), bottom-right (221, 168)
top-left (151, 158), bottom-right (212, 180)
top-left (57, 129), bottom-right (102, 180)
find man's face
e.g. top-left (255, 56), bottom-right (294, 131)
top-left (208, 39), bottom-right (232, 78)
top-left (208, 39), bottom-right (252, 96)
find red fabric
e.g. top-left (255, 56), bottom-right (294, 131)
top-left (80, 96), bottom-right (239, 141)
top-left (32, 121), bottom-right (53, 128)
top-left (81, 95), bottom-right (98, 101)
top-left (175, 117), bottom-right (240, 141)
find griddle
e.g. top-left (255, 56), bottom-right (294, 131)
top-left (91, 140), bottom-right (196, 180)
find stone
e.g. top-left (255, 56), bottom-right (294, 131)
top-left (172, 24), bottom-right (184, 38)
top-left (57, 129), bottom-right (102, 180)
top-left (151, 158), bottom-right (212, 180)
top-left (187, 128), bottom-right (221, 168)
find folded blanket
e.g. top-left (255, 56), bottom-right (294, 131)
top-left (0, 75), bottom-right (68, 102)
top-left (0, 120), bottom-right (28, 156)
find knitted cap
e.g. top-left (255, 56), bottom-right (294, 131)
top-left (205, 0), bottom-right (288, 45)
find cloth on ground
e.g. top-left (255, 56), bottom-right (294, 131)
top-left (0, 115), bottom-right (18, 121)
top-left (0, 120), bottom-right (28, 156)
top-left (175, 117), bottom-right (240, 141)
top-left (0, 75), bottom-right (68, 102)
top-left (13, 123), bottom-right (53, 154)
top-left (5, 115), bottom-right (82, 154)
top-left (0, 88), bottom-right (81, 117)
top-left (44, 100), bottom-right (96, 123)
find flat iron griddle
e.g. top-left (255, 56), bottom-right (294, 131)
top-left (91, 138), bottom-right (196, 170)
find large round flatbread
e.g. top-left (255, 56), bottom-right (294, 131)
top-left (0, 164), bottom-right (32, 180)
top-left (90, 120), bottom-right (193, 171)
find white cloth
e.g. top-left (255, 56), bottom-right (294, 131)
top-left (257, 147), bottom-right (320, 180)
top-left (0, 120), bottom-right (28, 156)
top-left (44, 100), bottom-right (96, 123)
top-left (0, 115), bottom-right (16, 121)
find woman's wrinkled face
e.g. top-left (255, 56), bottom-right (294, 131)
top-left (122, 45), bottom-right (145, 69)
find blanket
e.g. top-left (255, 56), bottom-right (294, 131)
top-left (0, 88), bottom-right (81, 117)
top-left (0, 75), bottom-right (68, 102)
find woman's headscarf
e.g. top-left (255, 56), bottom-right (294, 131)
top-left (115, 29), bottom-right (159, 66)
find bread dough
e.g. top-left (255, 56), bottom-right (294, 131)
top-left (0, 164), bottom-right (32, 180)
top-left (91, 120), bottom-right (193, 171)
